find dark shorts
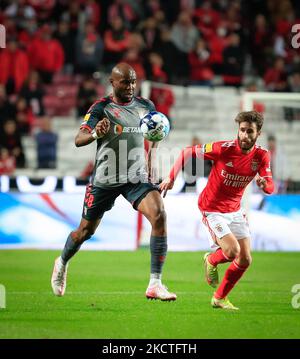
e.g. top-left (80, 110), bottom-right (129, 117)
top-left (82, 182), bottom-right (159, 220)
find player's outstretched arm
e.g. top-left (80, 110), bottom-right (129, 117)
top-left (75, 118), bottom-right (110, 147)
top-left (159, 146), bottom-right (195, 197)
top-left (169, 146), bottom-right (195, 182)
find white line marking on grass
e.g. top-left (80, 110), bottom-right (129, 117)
top-left (8, 291), bottom-right (285, 295)
top-left (9, 291), bottom-right (209, 295)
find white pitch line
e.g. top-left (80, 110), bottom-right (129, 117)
top-left (7, 291), bottom-right (284, 295)
top-left (8, 291), bottom-right (209, 295)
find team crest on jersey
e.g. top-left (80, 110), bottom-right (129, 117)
top-left (251, 159), bottom-right (260, 171)
top-left (111, 108), bottom-right (122, 118)
top-left (215, 224), bottom-right (223, 233)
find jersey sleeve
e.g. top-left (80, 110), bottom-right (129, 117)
top-left (169, 145), bottom-right (198, 181)
top-left (147, 99), bottom-right (156, 112)
top-left (80, 101), bottom-right (105, 132)
top-left (168, 142), bottom-right (221, 181)
top-left (197, 142), bottom-right (221, 160)
top-left (136, 97), bottom-right (156, 112)
top-left (258, 151), bottom-right (274, 194)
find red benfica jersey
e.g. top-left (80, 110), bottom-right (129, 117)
top-left (169, 139), bottom-right (274, 213)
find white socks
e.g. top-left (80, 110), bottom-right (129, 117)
top-left (149, 273), bottom-right (162, 287)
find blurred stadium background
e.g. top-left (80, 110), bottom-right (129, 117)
top-left (1, 0), bottom-right (300, 251)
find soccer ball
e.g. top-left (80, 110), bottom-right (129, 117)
top-left (140, 111), bottom-right (170, 142)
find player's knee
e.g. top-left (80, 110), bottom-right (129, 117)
top-left (151, 209), bottom-right (167, 229)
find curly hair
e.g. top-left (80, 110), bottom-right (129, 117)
top-left (235, 111), bottom-right (264, 131)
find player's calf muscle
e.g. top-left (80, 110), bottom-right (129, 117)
top-left (72, 228), bottom-right (94, 243)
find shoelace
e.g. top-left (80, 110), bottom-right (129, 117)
top-left (55, 266), bottom-right (65, 284)
top-left (160, 284), bottom-right (170, 293)
top-left (222, 298), bottom-right (234, 307)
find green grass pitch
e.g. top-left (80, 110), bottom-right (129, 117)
top-left (0, 250), bottom-right (300, 339)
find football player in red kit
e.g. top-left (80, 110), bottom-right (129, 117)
top-left (160, 111), bottom-right (274, 310)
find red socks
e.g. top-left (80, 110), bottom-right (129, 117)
top-left (208, 249), bottom-right (250, 299)
top-left (208, 248), bottom-right (232, 266)
top-left (215, 260), bottom-right (248, 299)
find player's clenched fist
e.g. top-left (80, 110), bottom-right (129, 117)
top-left (256, 175), bottom-right (267, 190)
top-left (159, 176), bottom-right (174, 198)
top-left (94, 118), bottom-right (110, 138)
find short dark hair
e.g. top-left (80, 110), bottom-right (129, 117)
top-left (235, 111), bottom-right (264, 131)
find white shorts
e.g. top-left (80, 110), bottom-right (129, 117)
top-left (201, 208), bottom-right (251, 249)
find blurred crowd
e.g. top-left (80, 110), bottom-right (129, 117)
top-left (0, 0), bottom-right (300, 175)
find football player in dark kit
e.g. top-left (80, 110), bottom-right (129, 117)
top-left (51, 63), bottom-right (176, 301)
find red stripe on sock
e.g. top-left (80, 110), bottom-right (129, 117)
top-left (215, 261), bottom-right (248, 299)
top-left (232, 260), bottom-right (248, 271)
